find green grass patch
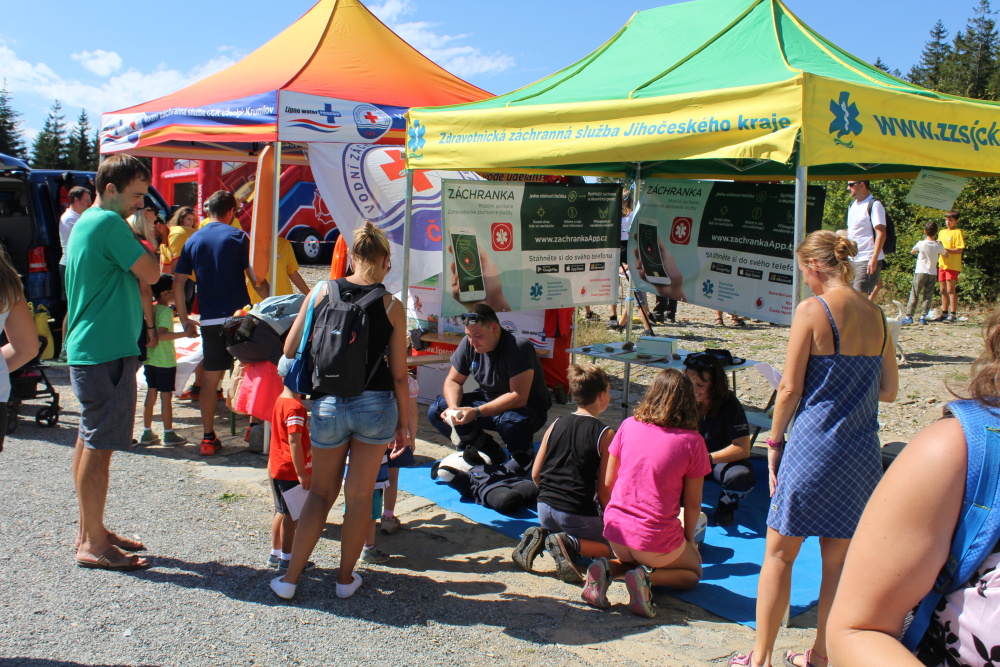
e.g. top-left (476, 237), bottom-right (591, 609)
top-left (219, 492), bottom-right (247, 503)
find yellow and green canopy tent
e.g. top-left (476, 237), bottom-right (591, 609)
top-left (405, 0), bottom-right (1000, 180)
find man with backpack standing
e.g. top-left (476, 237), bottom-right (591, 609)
top-left (173, 190), bottom-right (264, 455)
top-left (846, 180), bottom-right (888, 296)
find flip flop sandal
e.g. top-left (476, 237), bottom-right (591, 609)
top-left (728, 651), bottom-right (760, 666)
top-left (784, 648), bottom-right (825, 667)
top-left (75, 532), bottom-right (146, 552)
top-left (731, 319), bottom-right (746, 327)
top-left (715, 317), bottom-right (725, 326)
top-left (76, 547), bottom-right (150, 571)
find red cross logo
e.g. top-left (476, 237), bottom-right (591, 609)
top-left (380, 150), bottom-right (432, 191)
top-left (364, 111), bottom-right (380, 124)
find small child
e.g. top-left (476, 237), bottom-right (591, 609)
top-left (513, 363), bottom-right (616, 583)
top-left (359, 451), bottom-right (391, 563)
top-left (904, 221), bottom-right (946, 325)
top-left (582, 368), bottom-right (709, 618)
top-left (139, 274), bottom-right (192, 446)
top-left (267, 380), bottom-right (314, 573)
top-left (381, 372), bottom-right (419, 534)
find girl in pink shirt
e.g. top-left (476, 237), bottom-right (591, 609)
top-left (583, 368), bottom-right (710, 617)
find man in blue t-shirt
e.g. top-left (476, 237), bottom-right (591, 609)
top-left (174, 190), bottom-right (265, 455)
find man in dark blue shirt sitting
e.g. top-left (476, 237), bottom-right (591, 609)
top-left (428, 304), bottom-right (551, 467)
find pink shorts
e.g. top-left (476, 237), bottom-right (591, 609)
top-left (609, 540), bottom-right (687, 569)
top-left (939, 268), bottom-right (960, 282)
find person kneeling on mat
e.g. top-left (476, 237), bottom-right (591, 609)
top-left (513, 363), bottom-right (617, 584)
top-left (428, 304), bottom-right (551, 468)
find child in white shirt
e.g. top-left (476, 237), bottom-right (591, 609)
top-left (904, 221), bottom-right (946, 325)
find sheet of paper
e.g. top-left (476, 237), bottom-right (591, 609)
top-left (754, 362), bottom-right (782, 389)
top-left (281, 484), bottom-right (309, 521)
top-left (905, 170), bottom-right (967, 210)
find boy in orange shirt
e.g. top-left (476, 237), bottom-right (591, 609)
top-left (267, 374), bottom-right (314, 573)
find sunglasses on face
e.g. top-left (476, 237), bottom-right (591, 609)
top-left (846, 182), bottom-right (859, 188)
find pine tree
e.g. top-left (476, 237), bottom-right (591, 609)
top-left (65, 109), bottom-right (96, 170)
top-left (908, 20), bottom-right (951, 89)
top-left (872, 57), bottom-right (902, 78)
top-left (31, 100), bottom-right (71, 169)
top-left (940, 0), bottom-right (998, 99)
top-left (0, 81), bottom-right (28, 159)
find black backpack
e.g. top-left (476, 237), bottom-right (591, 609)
top-left (310, 280), bottom-right (390, 397)
top-left (867, 199), bottom-right (897, 255)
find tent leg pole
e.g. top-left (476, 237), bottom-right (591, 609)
top-left (621, 166), bottom-right (641, 417)
top-left (263, 140), bottom-right (282, 456)
top-left (401, 171), bottom-right (413, 309)
top-left (792, 162), bottom-right (807, 311)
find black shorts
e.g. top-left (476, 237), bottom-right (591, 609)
top-left (271, 478), bottom-right (300, 515)
top-left (143, 365), bottom-right (176, 393)
top-left (388, 446), bottom-right (416, 469)
top-left (200, 324), bottom-right (233, 372)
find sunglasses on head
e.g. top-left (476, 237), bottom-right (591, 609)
top-left (460, 312), bottom-right (482, 323)
top-left (683, 354), bottom-right (715, 370)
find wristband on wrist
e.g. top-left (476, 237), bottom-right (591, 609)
top-left (474, 407), bottom-right (482, 419)
top-left (766, 437), bottom-right (784, 449)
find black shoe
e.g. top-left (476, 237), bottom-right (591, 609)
top-left (932, 314), bottom-right (948, 322)
top-left (944, 314), bottom-right (957, 323)
top-left (714, 504), bottom-right (735, 527)
top-left (606, 323), bottom-right (625, 333)
top-left (512, 526), bottom-right (546, 572)
top-left (665, 314), bottom-right (675, 324)
top-left (649, 314), bottom-right (664, 324)
top-left (545, 532), bottom-right (584, 583)
top-left (641, 329), bottom-right (654, 338)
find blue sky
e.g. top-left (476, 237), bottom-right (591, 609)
top-left (0, 0), bottom-right (978, 146)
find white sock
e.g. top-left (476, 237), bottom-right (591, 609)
top-left (280, 551), bottom-right (292, 561)
top-left (382, 511), bottom-right (395, 519)
top-left (271, 548), bottom-right (281, 557)
top-left (336, 572), bottom-right (363, 598)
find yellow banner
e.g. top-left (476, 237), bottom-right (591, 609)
top-left (802, 73), bottom-right (1000, 175)
top-left (406, 79), bottom-right (803, 172)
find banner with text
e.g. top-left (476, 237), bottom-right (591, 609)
top-left (628, 179), bottom-right (824, 325)
top-left (441, 180), bottom-right (621, 318)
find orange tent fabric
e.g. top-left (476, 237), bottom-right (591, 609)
top-left (99, 0), bottom-right (489, 161)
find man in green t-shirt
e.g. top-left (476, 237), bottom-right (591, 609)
top-left (65, 154), bottom-right (160, 572)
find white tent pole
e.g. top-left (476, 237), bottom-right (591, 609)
top-left (621, 165), bottom-right (641, 416)
top-left (401, 170), bottom-right (414, 308)
top-left (792, 159), bottom-right (807, 310)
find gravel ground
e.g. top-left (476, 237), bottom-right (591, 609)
top-left (4, 270), bottom-right (988, 666)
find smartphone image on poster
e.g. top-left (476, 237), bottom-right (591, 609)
top-left (451, 227), bottom-right (487, 302)
top-left (637, 221), bottom-right (671, 285)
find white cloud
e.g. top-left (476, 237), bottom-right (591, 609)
top-left (1, 40), bottom-right (239, 128)
top-left (369, 0), bottom-right (515, 78)
top-left (71, 49), bottom-right (123, 77)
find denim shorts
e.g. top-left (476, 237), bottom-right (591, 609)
top-left (537, 501), bottom-right (607, 542)
top-left (310, 390), bottom-right (398, 448)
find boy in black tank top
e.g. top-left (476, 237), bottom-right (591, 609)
top-left (512, 364), bottom-right (616, 583)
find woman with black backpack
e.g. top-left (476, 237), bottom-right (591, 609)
top-left (271, 221), bottom-right (410, 600)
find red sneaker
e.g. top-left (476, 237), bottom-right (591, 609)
top-left (199, 434), bottom-right (222, 456)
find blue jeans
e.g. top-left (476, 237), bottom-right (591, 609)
top-left (310, 390), bottom-right (398, 448)
top-left (427, 390), bottom-right (547, 455)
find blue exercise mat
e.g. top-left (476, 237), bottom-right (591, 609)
top-left (395, 464), bottom-right (538, 540)
top-left (396, 457), bottom-right (820, 626)
top-left (669, 457), bottom-right (821, 627)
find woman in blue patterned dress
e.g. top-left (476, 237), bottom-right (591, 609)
top-left (730, 230), bottom-right (898, 667)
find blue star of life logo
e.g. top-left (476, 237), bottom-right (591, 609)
top-left (829, 91), bottom-right (863, 148)
top-left (322, 104), bottom-right (342, 124)
top-left (530, 283), bottom-right (543, 300)
top-left (702, 279), bottom-right (714, 298)
top-left (407, 119), bottom-right (426, 159)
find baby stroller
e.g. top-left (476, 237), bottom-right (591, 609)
top-left (5, 334), bottom-right (60, 434)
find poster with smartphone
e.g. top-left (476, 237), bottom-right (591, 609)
top-left (440, 180), bottom-right (621, 318)
top-left (628, 179), bottom-right (825, 325)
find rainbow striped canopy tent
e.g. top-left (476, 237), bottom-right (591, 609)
top-left (405, 0), bottom-right (1000, 180)
top-left (99, 0), bottom-right (489, 164)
